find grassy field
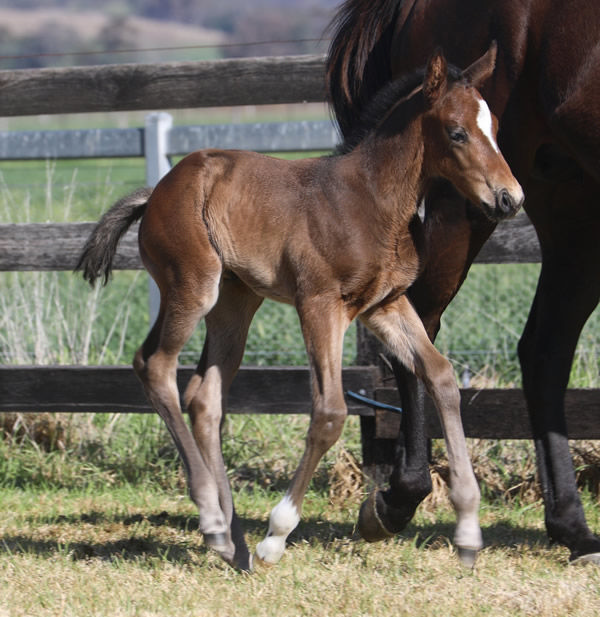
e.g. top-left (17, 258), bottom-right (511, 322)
top-left (1, 412), bottom-right (600, 617)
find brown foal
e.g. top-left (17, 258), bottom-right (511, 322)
top-left (77, 45), bottom-right (523, 570)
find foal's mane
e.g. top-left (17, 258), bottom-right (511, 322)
top-left (335, 63), bottom-right (464, 155)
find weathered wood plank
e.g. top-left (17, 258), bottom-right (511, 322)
top-left (0, 223), bottom-right (141, 271)
top-left (0, 55), bottom-right (326, 117)
top-left (4, 366), bottom-right (596, 439)
top-left (0, 212), bottom-right (540, 272)
top-left (374, 387), bottom-right (600, 439)
top-left (0, 365), bottom-right (379, 415)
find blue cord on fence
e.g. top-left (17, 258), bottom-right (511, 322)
top-left (345, 391), bottom-right (403, 414)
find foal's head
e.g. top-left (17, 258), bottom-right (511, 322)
top-left (421, 44), bottom-right (524, 220)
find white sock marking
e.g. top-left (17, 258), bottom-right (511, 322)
top-left (255, 495), bottom-right (300, 564)
top-left (476, 98), bottom-right (500, 153)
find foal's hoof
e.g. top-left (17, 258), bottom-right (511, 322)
top-left (358, 490), bottom-right (394, 543)
top-left (204, 533), bottom-right (252, 572)
top-left (456, 547), bottom-right (479, 569)
top-left (252, 552), bottom-right (274, 570)
top-left (204, 532), bottom-right (230, 553)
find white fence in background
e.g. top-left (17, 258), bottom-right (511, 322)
top-left (0, 114), bottom-right (341, 321)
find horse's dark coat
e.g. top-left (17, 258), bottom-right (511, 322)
top-left (326, 0), bottom-right (600, 563)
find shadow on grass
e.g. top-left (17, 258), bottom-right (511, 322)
top-left (399, 519), bottom-right (550, 553)
top-left (0, 533), bottom-right (205, 564)
top-left (290, 516), bottom-right (552, 555)
top-left (0, 508), bottom-right (553, 565)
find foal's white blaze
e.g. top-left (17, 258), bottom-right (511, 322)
top-left (255, 495), bottom-right (301, 564)
top-left (476, 98), bottom-right (500, 153)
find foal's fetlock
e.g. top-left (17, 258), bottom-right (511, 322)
top-left (453, 515), bottom-right (483, 569)
top-left (254, 495), bottom-right (300, 565)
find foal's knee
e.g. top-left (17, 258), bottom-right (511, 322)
top-left (310, 401), bottom-right (347, 451)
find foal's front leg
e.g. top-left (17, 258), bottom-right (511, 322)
top-left (255, 299), bottom-right (349, 565)
top-left (360, 295), bottom-right (483, 566)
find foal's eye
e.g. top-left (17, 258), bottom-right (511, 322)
top-left (447, 126), bottom-right (468, 144)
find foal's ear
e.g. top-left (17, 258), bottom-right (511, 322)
top-left (461, 41), bottom-right (497, 87)
top-left (423, 48), bottom-right (448, 107)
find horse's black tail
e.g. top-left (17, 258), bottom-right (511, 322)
top-left (325, 0), bottom-right (401, 138)
top-left (75, 187), bottom-right (153, 287)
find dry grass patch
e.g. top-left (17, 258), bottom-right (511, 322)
top-left (2, 487), bottom-right (600, 617)
top-left (2, 415), bottom-right (600, 616)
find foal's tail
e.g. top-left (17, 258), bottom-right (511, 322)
top-left (75, 187), bottom-right (153, 287)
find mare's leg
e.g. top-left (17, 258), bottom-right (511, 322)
top-left (133, 252), bottom-right (237, 564)
top-left (518, 169), bottom-right (600, 562)
top-left (359, 189), bottom-right (495, 543)
top-left (255, 297), bottom-right (349, 565)
top-left (360, 295), bottom-right (482, 566)
top-left (183, 276), bottom-right (263, 571)
top-left (358, 362), bottom-right (433, 540)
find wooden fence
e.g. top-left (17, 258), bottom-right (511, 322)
top-left (0, 55), bottom-right (598, 481)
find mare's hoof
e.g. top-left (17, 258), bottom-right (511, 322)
top-left (456, 547), bottom-right (479, 569)
top-left (358, 490), bottom-right (394, 543)
top-left (570, 552), bottom-right (600, 566)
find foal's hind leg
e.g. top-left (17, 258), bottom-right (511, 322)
top-left (133, 260), bottom-right (235, 563)
top-left (360, 295), bottom-right (482, 566)
top-left (184, 276), bottom-right (263, 571)
top-left (255, 298), bottom-right (349, 565)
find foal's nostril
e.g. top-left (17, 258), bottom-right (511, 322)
top-left (497, 189), bottom-right (514, 215)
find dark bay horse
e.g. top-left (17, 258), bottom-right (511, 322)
top-left (77, 48), bottom-right (522, 570)
top-left (327, 0), bottom-right (600, 564)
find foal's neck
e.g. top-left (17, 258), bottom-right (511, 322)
top-left (356, 119), bottom-right (426, 222)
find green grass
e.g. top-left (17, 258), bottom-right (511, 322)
top-left (0, 159), bottom-right (146, 223)
top-left (1, 414), bottom-right (600, 617)
top-left (5, 486), bottom-right (598, 617)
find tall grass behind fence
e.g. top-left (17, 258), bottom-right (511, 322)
top-left (0, 150), bottom-right (598, 384)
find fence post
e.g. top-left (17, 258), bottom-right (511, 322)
top-left (144, 112), bottom-right (173, 325)
top-left (357, 324), bottom-right (397, 486)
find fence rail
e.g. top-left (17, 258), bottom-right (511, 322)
top-left (0, 119), bottom-right (339, 160)
top-left (0, 365), bottom-right (379, 416)
top-left (0, 55), bottom-right (326, 116)
top-left (0, 212), bottom-right (540, 272)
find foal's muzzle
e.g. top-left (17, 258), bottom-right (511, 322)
top-left (484, 187), bottom-right (524, 220)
